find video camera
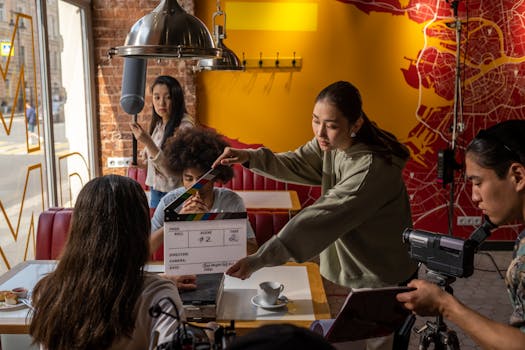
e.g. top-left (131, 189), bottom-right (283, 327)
top-left (402, 217), bottom-right (497, 278)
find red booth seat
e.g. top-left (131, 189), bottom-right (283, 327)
top-left (35, 207), bottom-right (73, 260)
top-left (36, 208), bottom-right (292, 261)
top-left (127, 166), bottom-right (149, 191)
top-left (218, 164), bottom-right (321, 209)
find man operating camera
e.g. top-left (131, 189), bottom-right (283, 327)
top-left (397, 121), bottom-right (525, 350)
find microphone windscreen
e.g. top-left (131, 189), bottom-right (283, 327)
top-left (120, 57), bottom-right (147, 115)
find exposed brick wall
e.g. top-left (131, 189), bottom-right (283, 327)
top-left (92, 0), bottom-right (197, 175)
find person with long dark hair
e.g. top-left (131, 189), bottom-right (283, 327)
top-left (130, 75), bottom-right (195, 208)
top-left (397, 120), bottom-right (525, 350)
top-left (213, 81), bottom-right (418, 349)
top-left (29, 175), bottom-right (184, 350)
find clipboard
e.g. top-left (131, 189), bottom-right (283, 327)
top-left (162, 167), bottom-right (247, 275)
top-left (311, 286), bottom-right (414, 343)
top-left (163, 212), bottom-right (247, 275)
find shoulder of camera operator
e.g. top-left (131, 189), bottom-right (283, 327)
top-left (507, 233), bottom-right (525, 330)
top-left (244, 145), bottom-right (417, 288)
top-left (129, 273), bottom-right (185, 348)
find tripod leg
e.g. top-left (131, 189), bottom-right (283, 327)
top-left (418, 333), bottom-right (431, 350)
top-left (445, 330), bottom-right (461, 350)
top-left (394, 314), bottom-right (416, 350)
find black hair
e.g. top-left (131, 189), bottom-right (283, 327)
top-left (315, 81), bottom-right (410, 161)
top-left (148, 75), bottom-right (188, 148)
top-left (164, 127), bottom-right (234, 183)
top-left (227, 324), bottom-right (335, 350)
top-left (466, 120), bottom-right (525, 179)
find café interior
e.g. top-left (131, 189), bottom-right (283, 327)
top-left (0, 0), bottom-right (522, 349)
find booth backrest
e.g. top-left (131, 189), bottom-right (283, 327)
top-left (36, 208), bottom-right (291, 261)
top-left (35, 207), bottom-right (74, 260)
top-left (127, 166), bottom-right (149, 191)
top-left (218, 136), bottom-right (321, 208)
top-left (218, 164), bottom-right (321, 208)
top-left (145, 211), bottom-right (292, 261)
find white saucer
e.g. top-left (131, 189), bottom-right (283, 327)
top-left (251, 295), bottom-right (288, 309)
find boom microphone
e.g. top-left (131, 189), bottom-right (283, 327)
top-left (120, 57), bottom-right (147, 115)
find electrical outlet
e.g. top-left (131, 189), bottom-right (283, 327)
top-left (107, 157), bottom-right (133, 168)
top-left (457, 216), bottom-right (482, 226)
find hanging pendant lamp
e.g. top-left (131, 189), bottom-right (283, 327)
top-left (111, 0), bottom-right (221, 59)
top-left (196, 1), bottom-right (244, 71)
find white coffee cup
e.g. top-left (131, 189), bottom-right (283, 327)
top-left (258, 281), bottom-right (284, 306)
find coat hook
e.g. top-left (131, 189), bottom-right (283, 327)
top-left (292, 52), bottom-right (296, 67)
top-left (275, 52), bottom-right (280, 67)
top-left (259, 52), bottom-right (263, 67)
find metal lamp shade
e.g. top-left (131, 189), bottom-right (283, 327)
top-left (197, 39), bottom-right (244, 71)
top-left (113, 0), bottom-right (221, 59)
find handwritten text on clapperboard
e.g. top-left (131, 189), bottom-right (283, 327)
top-left (164, 213), bottom-right (247, 275)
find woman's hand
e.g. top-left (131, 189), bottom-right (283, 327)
top-left (225, 256), bottom-right (257, 280)
top-left (396, 279), bottom-right (448, 316)
top-left (130, 122), bottom-right (159, 158)
top-left (161, 274), bottom-right (197, 291)
top-left (212, 147), bottom-right (250, 168)
top-left (179, 194), bottom-right (209, 213)
top-left (129, 122), bottom-right (150, 143)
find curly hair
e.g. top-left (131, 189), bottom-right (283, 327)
top-left (164, 127), bottom-right (234, 183)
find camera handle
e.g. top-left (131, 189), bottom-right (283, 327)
top-left (414, 272), bottom-right (461, 350)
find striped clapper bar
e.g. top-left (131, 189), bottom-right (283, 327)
top-left (164, 167), bottom-right (221, 212)
top-left (164, 168), bottom-right (247, 275)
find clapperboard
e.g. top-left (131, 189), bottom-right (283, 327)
top-left (163, 168), bottom-right (247, 276)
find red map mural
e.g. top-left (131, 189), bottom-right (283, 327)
top-left (338, 0), bottom-right (525, 240)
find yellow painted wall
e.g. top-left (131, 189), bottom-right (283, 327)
top-left (195, 0), bottom-right (425, 151)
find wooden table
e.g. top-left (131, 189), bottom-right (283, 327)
top-left (235, 190), bottom-right (302, 212)
top-left (0, 261), bottom-right (330, 335)
top-left (217, 262), bottom-right (330, 335)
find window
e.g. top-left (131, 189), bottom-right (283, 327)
top-left (0, 0), bottom-right (96, 273)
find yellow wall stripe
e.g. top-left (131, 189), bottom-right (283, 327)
top-left (226, 2), bottom-right (318, 31)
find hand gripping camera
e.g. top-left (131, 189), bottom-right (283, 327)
top-left (402, 217), bottom-right (497, 278)
top-left (402, 218), bottom-right (498, 349)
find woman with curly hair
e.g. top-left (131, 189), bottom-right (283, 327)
top-left (29, 175), bottom-right (184, 350)
top-left (130, 75), bottom-right (195, 208)
top-left (150, 127), bottom-right (257, 264)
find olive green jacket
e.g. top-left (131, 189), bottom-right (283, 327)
top-left (243, 137), bottom-right (417, 288)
